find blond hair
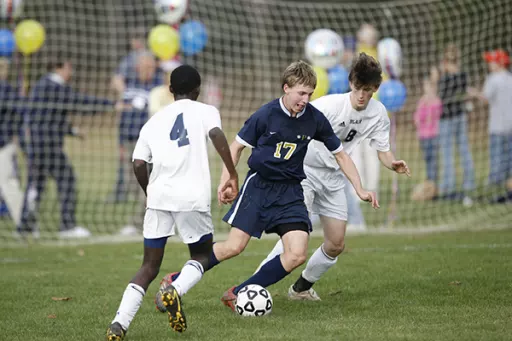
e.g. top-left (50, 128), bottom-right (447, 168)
top-left (281, 60), bottom-right (317, 89)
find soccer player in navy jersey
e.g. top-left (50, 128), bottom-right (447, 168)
top-left (210, 60), bottom-right (379, 311)
top-left (156, 60), bottom-right (379, 313)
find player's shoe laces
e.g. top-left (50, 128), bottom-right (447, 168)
top-left (287, 285), bottom-right (321, 301)
top-left (106, 322), bottom-right (126, 341)
top-left (221, 286), bottom-right (237, 312)
top-left (155, 272), bottom-right (179, 313)
top-left (161, 285), bottom-right (187, 333)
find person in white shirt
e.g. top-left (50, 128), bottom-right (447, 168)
top-left (106, 65), bottom-right (238, 340)
top-left (468, 49), bottom-right (512, 188)
top-left (255, 53), bottom-right (411, 300)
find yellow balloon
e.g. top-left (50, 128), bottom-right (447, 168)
top-left (149, 25), bottom-right (180, 60)
top-left (15, 20), bottom-right (46, 55)
top-left (312, 66), bottom-right (329, 100)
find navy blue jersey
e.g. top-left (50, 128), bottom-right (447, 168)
top-left (237, 98), bottom-right (342, 182)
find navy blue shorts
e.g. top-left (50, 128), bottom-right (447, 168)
top-left (223, 172), bottom-right (311, 238)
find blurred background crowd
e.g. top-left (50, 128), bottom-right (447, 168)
top-left (0, 0), bottom-right (510, 241)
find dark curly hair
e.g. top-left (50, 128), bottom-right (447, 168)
top-left (348, 52), bottom-right (383, 89)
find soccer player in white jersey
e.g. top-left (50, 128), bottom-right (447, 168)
top-left (255, 53), bottom-right (411, 301)
top-left (106, 65), bottom-right (238, 340)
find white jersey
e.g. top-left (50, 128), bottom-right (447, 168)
top-left (304, 93), bottom-right (391, 170)
top-left (132, 99), bottom-right (222, 212)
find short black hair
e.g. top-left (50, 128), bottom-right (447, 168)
top-left (170, 65), bottom-right (201, 95)
top-left (348, 52), bottom-right (382, 89)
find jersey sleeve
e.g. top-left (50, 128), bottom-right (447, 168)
top-left (368, 108), bottom-right (391, 152)
top-left (313, 111), bottom-right (343, 154)
top-left (132, 125), bottom-right (152, 163)
top-left (310, 95), bottom-right (337, 122)
top-left (204, 106), bottom-right (222, 137)
top-left (236, 109), bottom-right (266, 148)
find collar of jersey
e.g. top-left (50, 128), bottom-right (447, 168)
top-left (279, 97), bottom-right (306, 118)
top-left (48, 73), bottom-right (65, 85)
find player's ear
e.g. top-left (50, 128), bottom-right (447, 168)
top-left (283, 83), bottom-right (289, 93)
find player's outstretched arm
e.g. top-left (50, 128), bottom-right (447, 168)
top-left (133, 159), bottom-right (150, 196)
top-left (209, 127), bottom-right (239, 203)
top-left (217, 139), bottom-right (245, 205)
top-left (334, 150), bottom-right (379, 209)
top-left (377, 150), bottom-right (411, 176)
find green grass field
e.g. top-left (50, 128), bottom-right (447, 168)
top-left (1, 229), bottom-right (511, 340)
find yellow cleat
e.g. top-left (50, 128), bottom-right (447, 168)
top-left (106, 322), bottom-right (125, 341)
top-left (161, 285), bottom-right (187, 333)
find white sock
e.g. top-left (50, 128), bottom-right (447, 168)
top-left (112, 283), bottom-right (145, 331)
top-left (254, 239), bottom-right (284, 274)
top-left (302, 244), bottom-right (338, 283)
top-left (172, 260), bottom-right (204, 296)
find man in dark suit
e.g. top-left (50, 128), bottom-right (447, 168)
top-left (19, 58), bottom-right (113, 238)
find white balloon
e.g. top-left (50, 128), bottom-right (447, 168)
top-left (154, 0), bottom-right (188, 25)
top-left (378, 38), bottom-right (402, 79)
top-left (0, 0), bottom-right (23, 19)
top-left (305, 29), bottom-right (344, 69)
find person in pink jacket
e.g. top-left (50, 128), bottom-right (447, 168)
top-left (414, 78), bottom-right (443, 184)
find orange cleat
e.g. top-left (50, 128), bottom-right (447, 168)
top-left (221, 286), bottom-right (237, 312)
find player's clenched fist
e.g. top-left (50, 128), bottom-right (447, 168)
top-left (217, 177), bottom-right (238, 205)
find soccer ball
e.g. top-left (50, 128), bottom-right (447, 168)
top-left (304, 29), bottom-right (344, 69)
top-left (154, 0), bottom-right (188, 25)
top-left (235, 284), bottom-right (273, 317)
top-left (377, 38), bottom-right (402, 79)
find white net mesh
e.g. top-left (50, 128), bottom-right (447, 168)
top-left (1, 0), bottom-right (511, 242)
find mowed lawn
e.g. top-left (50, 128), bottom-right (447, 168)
top-left (1, 229), bottom-right (511, 341)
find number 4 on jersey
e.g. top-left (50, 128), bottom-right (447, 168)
top-left (170, 113), bottom-right (190, 147)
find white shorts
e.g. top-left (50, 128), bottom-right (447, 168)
top-left (302, 165), bottom-right (347, 221)
top-left (143, 208), bottom-right (214, 244)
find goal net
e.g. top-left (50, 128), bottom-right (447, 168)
top-left (1, 0), bottom-right (510, 243)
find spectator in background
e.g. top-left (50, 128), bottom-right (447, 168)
top-left (113, 54), bottom-right (160, 235)
top-left (19, 58), bottom-right (113, 238)
top-left (431, 44), bottom-right (475, 205)
top-left (110, 28), bottom-right (148, 96)
top-left (412, 76), bottom-right (442, 200)
top-left (468, 49), bottom-right (512, 191)
top-left (148, 71), bottom-right (174, 117)
top-left (0, 58), bottom-right (24, 230)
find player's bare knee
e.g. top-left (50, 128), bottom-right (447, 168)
top-left (228, 241), bottom-right (246, 257)
top-left (283, 250), bottom-right (307, 269)
top-left (323, 239), bottom-right (345, 257)
top-left (219, 239), bottom-right (245, 258)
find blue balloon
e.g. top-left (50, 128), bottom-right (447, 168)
top-left (0, 29), bottom-right (15, 57)
top-left (327, 65), bottom-right (350, 94)
top-left (180, 20), bottom-right (208, 56)
top-left (379, 79), bottom-right (407, 112)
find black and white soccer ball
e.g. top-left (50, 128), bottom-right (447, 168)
top-left (235, 284), bottom-right (273, 317)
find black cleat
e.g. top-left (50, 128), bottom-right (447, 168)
top-left (161, 285), bottom-right (187, 333)
top-left (106, 322), bottom-right (126, 341)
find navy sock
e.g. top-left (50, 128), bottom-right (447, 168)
top-left (206, 247), bottom-right (219, 271)
top-left (233, 255), bottom-right (289, 295)
top-left (171, 272), bottom-right (180, 281)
